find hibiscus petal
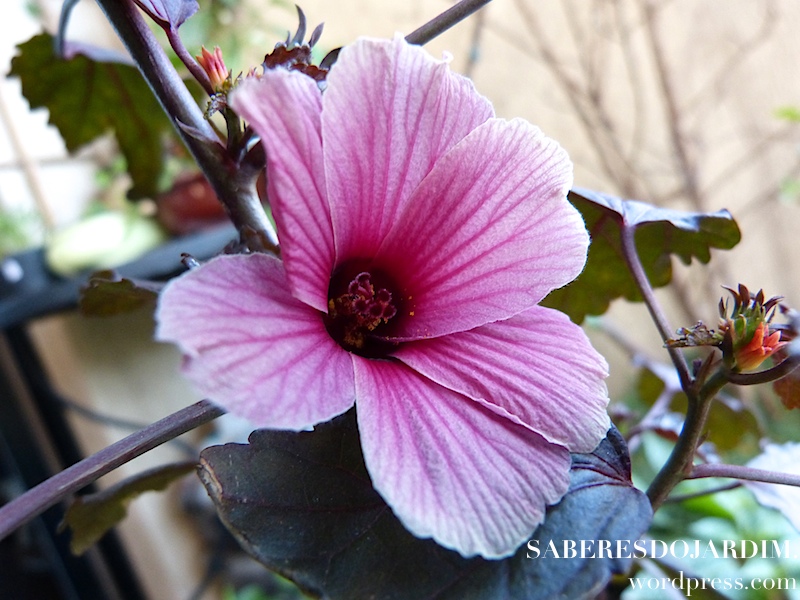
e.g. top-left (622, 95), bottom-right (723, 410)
top-left (230, 72), bottom-right (332, 312)
top-left (354, 358), bottom-right (571, 558)
top-left (395, 306), bottom-right (610, 453)
top-left (155, 254), bottom-right (355, 429)
top-left (375, 117), bottom-right (585, 339)
top-left (323, 36), bottom-right (494, 262)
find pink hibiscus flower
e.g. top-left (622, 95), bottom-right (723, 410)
top-left (156, 36), bottom-right (610, 559)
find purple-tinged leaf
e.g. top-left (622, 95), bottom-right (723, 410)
top-left (542, 188), bottom-right (741, 323)
top-left (198, 412), bottom-right (651, 599)
top-left (133, 0), bottom-right (198, 30)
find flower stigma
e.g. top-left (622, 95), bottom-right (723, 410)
top-left (325, 265), bottom-right (400, 358)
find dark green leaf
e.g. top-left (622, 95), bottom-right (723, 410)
top-left (543, 188), bottom-right (741, 323)
top-left (79, 270), bottom-right (160, 317)
top-left (199, 412), bottom-right (651, 600)
top-left (59, 461), bottom-right (195, 555)
top-left (9, 33), bottom-right (171, 199)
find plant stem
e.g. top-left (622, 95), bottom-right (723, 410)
top-left (665, 481), bottom-right (741, 503)
top-left (645, 369), bottom-right (727, 510)
top-left (620, 224), bottom-right (693, 391)
top-left (94, 0), bottom-right (277, 249)
top-left (0, 400), bottom-right (224, 542)
top-left (724, 353), bottom-right (800, 385)
top-left (406, 0), bottom-right (493, 46)
top-left (165, 27), bottom-right (213, 96)
top-left (688, 463), bottom-right (800, 487)
top-left (618, 221), bottom-right (729, 509)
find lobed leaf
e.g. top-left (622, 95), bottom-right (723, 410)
top-left (543, 188), bottom-right (741, 323)
top-left (9, 33), bottom-right (172, 199)
top-left (199, 411), bottom-right (652, 600)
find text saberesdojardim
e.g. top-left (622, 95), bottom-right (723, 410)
top-left (525, 539), bottom-right (796, 560)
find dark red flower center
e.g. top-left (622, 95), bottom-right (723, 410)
top-left (324, 263), bottom-right (400, 358)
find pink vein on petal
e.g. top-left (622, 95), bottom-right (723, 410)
top-left (396, 306), bottom-right (610, 452)
top-left (155, 254), bottom-right (355, 429)
top-left (230, 72), bottom-right (333, 312)
top-left (374, 117), bottom-right (586, 339)
top-left (323, 36), bottom-right (494, 263)
top-left (354, 357), bottom-right (571, 558)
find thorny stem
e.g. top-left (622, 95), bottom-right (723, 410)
top-left (94, 0), bottom-right (277, 249)
top-left (688, 463), bottom-right (800, 487)
top-left (620, 224), bottom-right (693, 391)
top-left (0, 400), bottom-right (224, 542)
top-left (406, 0), bottom-right (493, 46)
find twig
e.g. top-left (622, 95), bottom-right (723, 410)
top-left (664, 481), bottom-right (740, 503)
top-left (511, 0), bottom-right (652, 201)
top-left (95, 0), bottom-right (277, 249)
top-left (0, 399), bottom-right (224, 542)
top-left (689, 463), bottom-right (800, 487)
top-left (620, 225), bottom-right (693, 391)
top-left (57, 396), bottom-right (196, 456)
top-left (165, 27), bottom-right (213, 96)
top-left (406, 0), bottom-right (493, 46)
top-left (723, 354), bottom-right (800, 386)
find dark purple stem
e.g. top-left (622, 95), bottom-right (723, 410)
top-left (165, 26), bottom-right (213, 96)
top-left (620, 224), bottom-right (693, 390)
top-left (724, 353), bottom-right (800, 385)
top-left (689, 463), bottom-right (800, 487)
top-left (94, 0), bottom-right (276, 248)
top-left (406, 0), bottom-right (493, 46)
top-left (0, 400), bottom-right (224, 542)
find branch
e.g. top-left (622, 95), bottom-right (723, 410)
top-left (645, 368), bottom-right (730, 509)
top-left (689, 463), bottom-right (800, 487)
top-left (0, 400), bottom-right (224, 542)
top-left (620, 225), bottom-right (693, 391)
top-left (406, 0), bottom-right (493, 46)
top-left (94, 0), bottom-right (277, 248)
top-left (665, 481), bottom-right (741, 504)
top-left (165, 27), bottom-right (213, 96)
top-left (723, 354), bottom-right (800, 386)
